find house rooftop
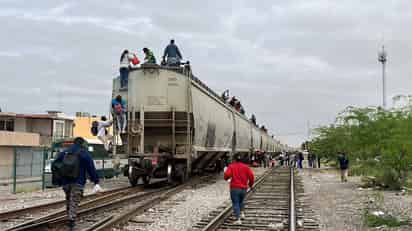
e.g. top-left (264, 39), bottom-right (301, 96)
top-left (0, 111), bottom-right (74, 121)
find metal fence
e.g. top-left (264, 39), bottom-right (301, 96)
top-left (0, 146), bottom-right (48, 194)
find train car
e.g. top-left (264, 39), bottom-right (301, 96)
top-left (112, 64), bottom-right (281, 186)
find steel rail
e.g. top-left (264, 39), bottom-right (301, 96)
top-left (289, 167), bottom-right (296, 231)
top-left (0, 186), bottom-right (134, 222)
top-left (200, 168), bottom-right (274, 231)
top-left (5, 186), bottom-right (162, 231)
top-left (90, 175), bottom-right (215, 231)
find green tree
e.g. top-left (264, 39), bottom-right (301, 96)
top-left (308, 106), bottom-right (412, 189)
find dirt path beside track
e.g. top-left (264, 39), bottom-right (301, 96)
top-left (299, 168), bottom-right (412, 231)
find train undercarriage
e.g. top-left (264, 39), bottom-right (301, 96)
top-left (123, 152), bottom-right (228, 186)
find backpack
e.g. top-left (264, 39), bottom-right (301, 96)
top-left (91, 121), bottom-right (99, 136)
top-left (51, 151), bottom-right (81, 185)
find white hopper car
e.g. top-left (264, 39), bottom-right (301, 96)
top-left (112, 64), bottom-right (281, 186)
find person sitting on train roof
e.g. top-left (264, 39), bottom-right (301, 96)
top-left (111, 95), bottom-right (127, 134)
top-left (229, 96), bottom-right (237, 107)
top-left (221, 89), bottom-right (229, 103)
top-left (240, 106), bottom-right (245, 115)
top-left (162, 39), bottom-right (182, 66)
top-left (260, 125), bottom-right (267, 132)
top-left (250, 114), bottom-right (257, 125)
top-left (119, 50), bottom-right (133, 89)
top-left (234, 101), bottom-right (242, 112)
top-left (143, 47), bottom-right (157, 64)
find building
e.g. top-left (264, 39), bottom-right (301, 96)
top-left (0, 111), bottom-right (74, 180)
top-left (73, 113), bottom-right (112, 140)
top-left (0, 111), bottom-right (74, 146)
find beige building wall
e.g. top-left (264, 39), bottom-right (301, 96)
top-left (0, 131), bottom-right (40, 146)
top-left (73, 116), bottom-right (112, 139)
top-left (30, 119), bottom-right (52, 136)
top-left (0, 132), bottom-right (40, 179)
top-left (14, 118), bottom-right (27, 132)
top-left (0, 147), bottom-right (13, 179)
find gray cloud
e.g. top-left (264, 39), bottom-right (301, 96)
top-left (1, 0), bottom-right (411, 146)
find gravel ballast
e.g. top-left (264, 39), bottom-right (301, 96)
top-left (299, 168), bottom-right (412, 231)
top-left (0, 176), bottom-right (130, 213)
top-left (123, 167), bottom-right (268, 231)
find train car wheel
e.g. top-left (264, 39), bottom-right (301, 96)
top-left (167, 164), bottom-right (173, 184)
top-left (128, 176), bottom-right (139, 187)
top-left (142, 175), bottom-right (151, 186)
top-left (180, 167), bottom-right (188, 183)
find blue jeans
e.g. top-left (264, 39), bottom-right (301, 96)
top-left (116, 112), bottom-right (127, 132)
top-left (119, 67), bottom-right (129, 88)
top-left (230, 188), bottom-right (246, 219)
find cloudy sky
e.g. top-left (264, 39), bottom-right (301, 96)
top-left (1, 0), bottom-right (412, 146)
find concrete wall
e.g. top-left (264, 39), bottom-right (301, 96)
top-left (65, 120), bottom-right (74, 138)
top-left (0, 146), bottom-right (44, 179)
top-left (0, 147), bottom-right (13, 179)
top-left (30, 119), bottom-right (52, 136)
top-left (0, 131), bottom-right (40, 146)
top-left (14, 118), bottom-right (27, 132)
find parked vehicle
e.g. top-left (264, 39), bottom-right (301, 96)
top-left (44, 138), bottom-right (127, 187)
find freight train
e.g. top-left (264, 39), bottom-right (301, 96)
top-left (112, 63), bottom-right (283, 186)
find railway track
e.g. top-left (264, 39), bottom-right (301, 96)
top-left (86, 175), bottom-right (218, 231)
top-left (0, 186), bottom-right (135, 223)
top-left (4, 175), bottom-right (217, 231)
top-left (192, 167), bottom-right (319, 231)
top-left (2, 184), bottom-right (153, 231)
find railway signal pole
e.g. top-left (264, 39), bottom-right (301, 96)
top-left (378, 45), bottom-right (387, 108)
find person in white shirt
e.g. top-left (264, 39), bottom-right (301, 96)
top-left (119, 50), bottom-right (133, 89)
top-left (97, 116), bottom-right (113, 151)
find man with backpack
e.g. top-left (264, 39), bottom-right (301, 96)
top-left (52, 137), bottom-right (102, 230)
top-left (111, 95), bottom-right (127, 134)
top-left (92, 116), bottom-right (113, 151)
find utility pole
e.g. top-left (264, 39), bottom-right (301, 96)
top-left (378, 45), bottom-right (387, 108)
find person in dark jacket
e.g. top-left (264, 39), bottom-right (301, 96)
top-left (338, 152), bottom-right (349, 182)
top-left (297, 152), bottom-right (304, 169)
top-left (224, 153), bottom-right (255, 225)
top-left (162, 39), bottom-right (182, 66)
top-left (54, 137), bottom-right (102, 230)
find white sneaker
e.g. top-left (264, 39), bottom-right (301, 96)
top-left (241, 212), bottom-right (246, 220)
top-left (234, 219), bottom-right (242, 225)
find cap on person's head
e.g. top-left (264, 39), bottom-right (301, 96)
top-left (73, 137), bottom-right (87, 147)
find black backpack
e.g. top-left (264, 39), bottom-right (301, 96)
top-left (52, 151), bottom-right (81, 185)
top-left (91, 121), bottom-right (99, 136)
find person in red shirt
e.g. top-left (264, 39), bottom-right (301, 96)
top-left (224, 153), bottom-right (255, 224)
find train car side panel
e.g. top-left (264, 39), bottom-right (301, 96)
top-left (191, 84), bottom-right (234, 153)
